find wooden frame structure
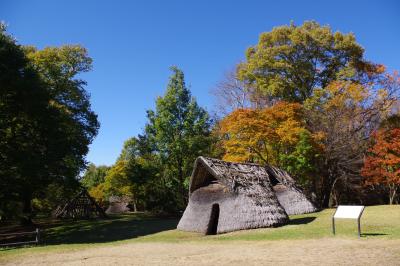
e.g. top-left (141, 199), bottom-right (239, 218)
top-left (53, 189), bottom-right (107, 219)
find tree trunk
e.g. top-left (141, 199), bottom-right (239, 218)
top-left (319, 161), bottom-right (339, 208)
top-left (320, 177), bottom-right (330, 208)
top-left (131, 195), bottom-right (138, 212)
top-left (321, 174), bottom-right (337, 208)
top-left (321, 188), bottom-right (331, 208)
top-left (389, 184), bottom-right (397, 205)
top-left (21, 192), bottom-right (33, 225)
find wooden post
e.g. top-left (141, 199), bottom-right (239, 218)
top-left (35, 228), bottom-right (40, 244)
top-left (357, 207), bottom-right (364, 238)
top-left (332, 208), bottom-right (338, 235)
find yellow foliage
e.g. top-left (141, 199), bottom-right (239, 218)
top-left (89, 183), bottom-right (106, 204)
top-left (103, 160), bottom-right (134, 198)
top-left (218, 101), bottom-right (311, 165)
top-left (325, 81), bottom-right (369, 109)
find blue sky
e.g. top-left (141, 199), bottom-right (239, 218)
top-left (2, 0), bottom-right (400, 166)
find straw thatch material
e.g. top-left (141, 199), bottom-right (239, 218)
top-left (177, 157), bottom-right (317, 234)
top-left (266, 165), bottom-right (317, 215)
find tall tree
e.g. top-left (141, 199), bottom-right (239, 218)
top-left (146, 67), bottom-right (212, 209)
top-left (237, 21), bottom-right (381, 103)
top-left (0, 25), bottom-right (54, 220)
top-left (24, 45), bottom-right (99, 176)
top-left (0, 26), bottom-right (99, 221)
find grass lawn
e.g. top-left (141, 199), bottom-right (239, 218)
top-left (1, 205), bottom-right (399, 264)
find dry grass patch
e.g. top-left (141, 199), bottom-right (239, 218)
top-left (1, 239), bottom-right (400, 265)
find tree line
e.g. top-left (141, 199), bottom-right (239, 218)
top-left (1, 21), bottom-right (400, 222)
top-left (83, 21), bottom-right (400, 211)
top-left (213, 21), bottom-right (400, 207)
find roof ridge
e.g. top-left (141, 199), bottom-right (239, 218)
top-left (200, 156), bottom-right (269, 168)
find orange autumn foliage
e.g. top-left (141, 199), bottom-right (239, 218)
top-left (218, 101), bottom-right (319, 165)
top-left (361, 128), bottom-right (400, 204)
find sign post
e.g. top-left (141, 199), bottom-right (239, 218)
top-left (332, 205), bottom-right (365, 238)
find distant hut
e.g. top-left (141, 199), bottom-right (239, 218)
top-left (106, 196), bottom-right (133, 214)
top-left (177, 157), bottom-right (317, 234)
top-left (53, 189), bottom-right (107, 219)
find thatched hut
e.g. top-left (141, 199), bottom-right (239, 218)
top-left (177, 157), bottom-right (316, 234)
top-left (106, 196), bottom-right (133, 214)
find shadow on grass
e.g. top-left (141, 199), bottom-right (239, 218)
top-left (289, 217), bottom-right (316, 225)
top-left (40, 213), bottom-right (179, 245)
top-left (361, 233), bottom-right (388, 237)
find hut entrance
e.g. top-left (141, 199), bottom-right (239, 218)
top-left (268, 172), bottom-right (281, 186)
top-left (206, 204), bottom-right (220, 235)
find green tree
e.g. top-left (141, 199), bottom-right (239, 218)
top-left (88, 136), bottom-right (160, 211)
top-left (146, 67), bottom-right (212, 209)
top-left (81, 164), bottom-right (110, 189)
top-left (115, 137), bottom-right (157, 211)
top-left (102, 160), bottom-right (134, 199)
top-left (0, 26), bottom-right (99, 222)
top-left (0, 25), bottom-right (54, 220)
top-left (279, 131), bottom-right (320, 187)
top-left (237, 21), bottom-right (381, 103)
top-left (24, 45), bottom-right (99, 176)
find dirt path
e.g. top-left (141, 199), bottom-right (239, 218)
top-left (2, 239), bottom-right (400, 265)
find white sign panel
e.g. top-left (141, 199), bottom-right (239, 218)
top-left (334, 205), bottom-right (364, 219)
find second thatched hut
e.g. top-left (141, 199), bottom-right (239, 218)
top-left (177, 157), bottom-right (317, 234)
top-left (105, 196), bottom-right (133, 214)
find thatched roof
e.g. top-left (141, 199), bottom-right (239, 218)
top-left (177, 157), bottom-right (317, 234)
top-left (190, 157), bottom-right (271, 194)
top-left (265, 164), bottom-right (317, 215)
top-left (191, 157), bottom-right (316, 214)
